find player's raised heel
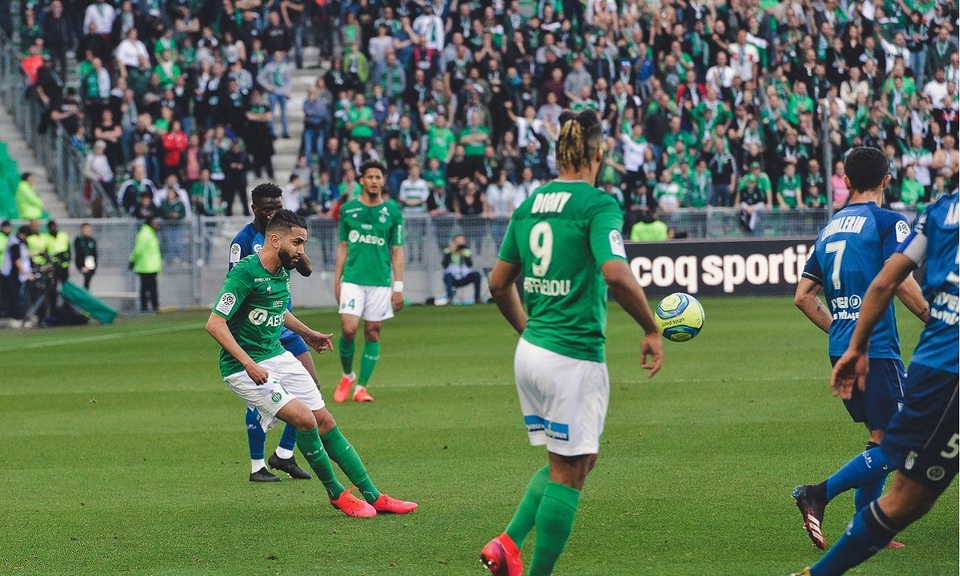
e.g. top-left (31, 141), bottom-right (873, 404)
top-left (788, 568), bottom-right (811, 576)
top-left (329, 489), bottom-right (377, 518)
top-left (793, 485), bottom-right (827, 550)
top-left (372, 493), bottom-right (417, 514)
top-left (480, 533), bottom-right (523, 576)
top-left (249, 467), bottom-right (281, 482)
top-left (333, 373), bottom-right (356, 403)
top-left (268, 452), bottom-right (311, 479)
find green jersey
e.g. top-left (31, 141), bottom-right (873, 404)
top-left (339, 198), bottom-right (404, 286)
top-left (212, 255), bottom-right (290, 377)
top-left (498, 180), bottom-right (626, 363)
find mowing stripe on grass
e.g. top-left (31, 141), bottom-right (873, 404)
top-left (0, 324), bottom-right (199, 353)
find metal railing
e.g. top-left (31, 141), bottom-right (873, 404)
top-left (0, 29), bottom-right (117, 218)
top-left (3, 210), bottom-right (833, 315)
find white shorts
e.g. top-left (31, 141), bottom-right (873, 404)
top-left (338, 282), bottom-right (394, 322)
top-left (223, 351), bottom-right (325, 433)
top-left (514, 338), bottom-right (610, 456)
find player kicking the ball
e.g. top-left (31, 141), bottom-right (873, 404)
top-left (482, 109), bottom-right (663, 575)
top-left (229, 182), bottom-right (313, 482)
top-left (333, 160), bottom-right (405, 403)
top-left (206, 209), bottom-right (416, 517)
top-left (790, 190), bottom-right (958, 576)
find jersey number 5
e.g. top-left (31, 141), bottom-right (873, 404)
top-left (825, 240), bottom-right (846, 291)
top-left (529, 222), bottom-right (553, 277)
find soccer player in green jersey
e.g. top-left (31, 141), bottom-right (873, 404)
top-left (333, 161), bottom-right (405, 403)
top-left (481, 109), bottom-right (664, 575)
top-left (206, 209), bottom-right (417, 517)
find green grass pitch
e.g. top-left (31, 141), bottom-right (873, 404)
top-left (0, 297), bottom-right (955, 575)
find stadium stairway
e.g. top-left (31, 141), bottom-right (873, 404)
top-left (0, 103), bottom-right (70, 220)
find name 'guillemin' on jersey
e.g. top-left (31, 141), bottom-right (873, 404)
top-left (898, 192), bottom-right (959, 374)
top-left (802, 202), bottom-right (911, 359)
top-left (212, 255), bottom-right (291, 377)
top-left (499, 180), bottom-right (627, 363)
top-left (339, 199), bottom-right (404, 287)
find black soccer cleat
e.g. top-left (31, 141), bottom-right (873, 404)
top-left (268, 453), bottom-right (312, 480)
top-left (793, 484), bottom-right (827, 550)
top-left (250, 467), bottom-right (281, 483)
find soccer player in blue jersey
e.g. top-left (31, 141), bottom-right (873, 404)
top-left (790, 190), bottom-right (958, 576)
top-left (228, 182), bottom-right (313, 482)
top-left (792, 147), bottom-right (929, 549)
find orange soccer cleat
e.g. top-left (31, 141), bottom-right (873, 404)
top-left (329, 489), bottom-right (377, 518)
top-left (333, 373), bottom-right (356, 403)
top-left (352, 385), bottom-right (375, 402)
top-left (480, 533), bottom-right (523, 576)
top-left (372, 493), bottom-right (418, 514)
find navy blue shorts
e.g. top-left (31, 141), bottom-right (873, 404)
top-left (881, 364), bottom-right (959, 489)
top-left (831, 357), bottom-right (905, 431)
top-left (281, 334), bottom-right (309, 357)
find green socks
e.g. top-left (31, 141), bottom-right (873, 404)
top-left (321, 426), bottom-right (380, 504)
top-left (338, 335), bottom-right (355, 374)
top-left (505, 466), bottom-right (551, 547)
top-left (358, 340), bottom-right (380, 385)
top-left (295, 429), bottom-right (346, 499)
top-left (529, 481), bottom-right (581, 576)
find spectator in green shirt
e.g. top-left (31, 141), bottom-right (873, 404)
top-left (898, 166), bottom-right (925, 208)
top-left (776, 164), bottom-right (803, 209)
top-left (346, 93), bottom-right (376, 142)
top-left (425, 114), bottom-right (457, 165)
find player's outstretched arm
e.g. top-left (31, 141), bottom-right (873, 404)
top-left (283, 310), bottom-right (334, 353)
top-left (489, 259), bottom-right (527, 335)
top-left (794, 277), bottom-right (832, 334)
top-left (831, 253), bottom-right (918, 398)
top-left (205, 313), bottom-right (269, 384)
top-left (601, 259), bottom-right (663, 377)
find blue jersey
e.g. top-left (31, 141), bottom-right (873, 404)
top-left (803, 202), bottom-right (911, 359)
top-left (898, 192), bottom-right (960, 374)
top-left (228, 223), bottom-right (297, 341)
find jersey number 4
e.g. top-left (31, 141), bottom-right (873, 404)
top-left (529, 222), bottom-right (554, 277)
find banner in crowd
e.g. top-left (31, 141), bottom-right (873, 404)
top-left (625, 238), bottom-right (815, 297)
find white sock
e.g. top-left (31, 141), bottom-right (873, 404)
top-left (353, 384), bottom-right (365, 395)
top-left (343, 372), bottom-right (356, 380)
top-left (274, 447), bottom-right (294, 460)
top-left (251, 459), bottom-right (266, 473)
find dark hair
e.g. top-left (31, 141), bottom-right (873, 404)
top-left (358, 160), bottom-right (386, 178)
top-left (251, 182), bottom-right (283, 204)
top-left (844, 147), bottom-right (888, 192)
top-left (21, 171), bottom-right (32, 181)
top-left (266, 209), bottom-right (307, 236)
top-left (18, 225), bottom-right (32, 236)
top-left (557, 109), bottom-right (603, 172)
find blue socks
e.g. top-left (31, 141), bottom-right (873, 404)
top-left (825, 445), bottom-right (893, 503)
top-left (279, 422), bottom-right (298, 451)
top-left (811, 501), bottom-right (899, 576)
top-left (245, 408), bottom-right (299, 459)
top-left (245, 408), bottom-right (266, 460)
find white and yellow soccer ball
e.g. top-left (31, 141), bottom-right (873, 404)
top-left (655, 292), bottom-right (705, 342)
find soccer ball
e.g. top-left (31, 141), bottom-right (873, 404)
top-left (655, 293), bottom-right (705, 342)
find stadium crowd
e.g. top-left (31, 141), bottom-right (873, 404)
top-left (11, 0), bottom-right (960, 233)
